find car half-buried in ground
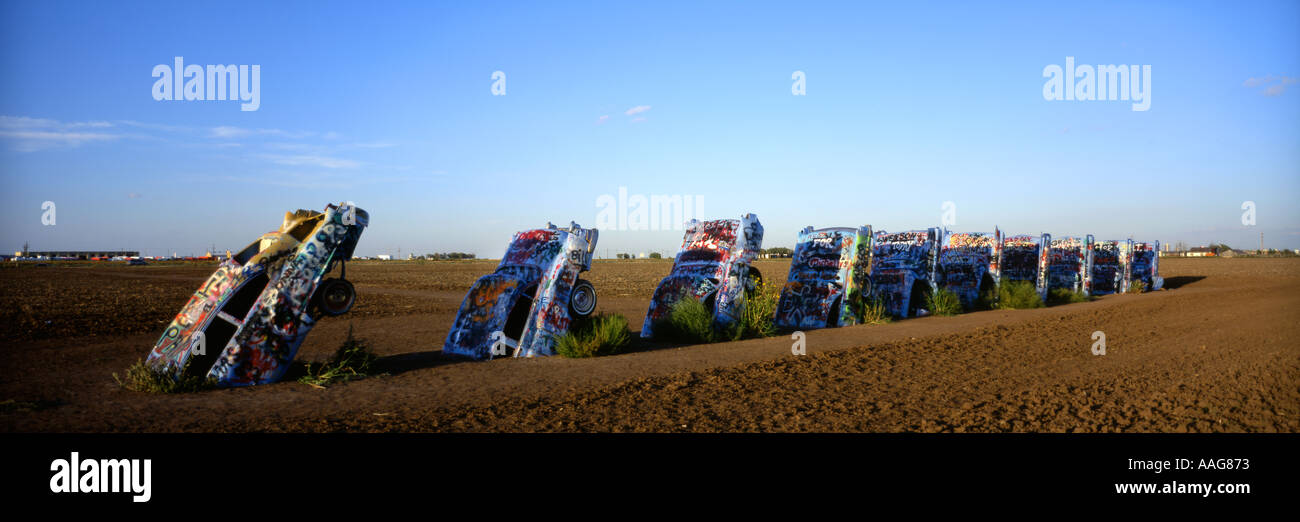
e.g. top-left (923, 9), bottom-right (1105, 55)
top-left (145, 202), bottom-right (368, 386)
top-left (774, 225), bottom-right (873, 330)
top-left (443, 222), bottom-right (599, 360)
top-left (1047, 235), bottom-right (1094, 296)
top-left (995, 232), bottom-right (1052, 302)
top-left (642, 214), bottom-right (764, 338)
top-left (935, 229), bottom-right (1001, 310)
top-left (870, 227), bottom-right (942, 318)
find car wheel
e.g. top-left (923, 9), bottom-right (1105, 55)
top-left (569, 279), bottom-right (597, 318)
top-left (315, 278), bottom-right (356, 316)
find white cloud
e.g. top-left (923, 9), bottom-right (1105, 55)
top-left (0, 116), bottom-right (120, 151)
top-left (260, 154), bottom-right (361, 169)
top-left (596, 115), bottom-right (610, 124)
top-left (624, 105), bottom-right (651, 116)
top-left (1244, 75), bottom-right (1295, 96)
top-left (211, 126), bottom-right (315, 139)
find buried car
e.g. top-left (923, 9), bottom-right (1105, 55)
top-left (1090, 239), bottom-right (1125, 295)
top-left (1047, 235), bottom-right (1095, 295)
top-left (443, 222), bottom-right (599, 360)
top-left (775, 225), bottom-right (873, 330)
top-left (870, 228), bottom-right (943, 318)
top-left (1121, 240), bottom-right (1164, 292)
top-left (995, 233), bottom-right (1052, 302)
top-left (935, 229), bottom-right (1002, 309)
top-left (641, 214), bottom-right (764, 338)
top-left (145, 202), bottom-right (368, 386)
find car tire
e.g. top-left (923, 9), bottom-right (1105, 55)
top-left (315, 278), bottom-right (356, 316)
top-left (569, 279), bottom-right (597, 318)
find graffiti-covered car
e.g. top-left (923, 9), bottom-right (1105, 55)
top-left (870, 228), bottom-right (942, 318)
top-left (444, 222), bottom-right (599, 360)
top-left (1090, 240), bottom-right (1125, 295)
top-left (936, 229), bottom-right (1002, 309)
top-left (775, 225), bottom-right (873, 330)
top-left (1122, 240), bottom-right (1164, 292)
top-left (996, 233), bottom-right (1051, 301)
top-left (1047, 235), bottom-right (1094, 295)
top-left (641, 214), bottom-right (764, 338)
top-left (146, 202), bottom-right (368, 387)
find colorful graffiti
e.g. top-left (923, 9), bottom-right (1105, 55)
top-left (1091, 240), bottom-right (1123, 295)
top-left (642, 214), bottom-right (764, 338)
top-left (775, 226), bottom-right (873, 330)
top-left (207, 203), bottom-right (370, 386)
top-left (1047, 235), bottom-right (1094, 294)
top-left (870, 227), bottom-right (941, 318)
top-left (1121, 241), bottom-right (1164, 292)
top-left (145, 203), bottom-right (369, 386)
top-left (443, 222), bottom-right (598, 360)
top-left (936, 230), bottom-right (1000, 308)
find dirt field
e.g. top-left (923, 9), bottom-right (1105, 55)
top-left (1, 257), bottom-right (1297, 432)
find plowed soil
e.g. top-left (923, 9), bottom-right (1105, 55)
top-left (1, 257), bottom-right (1297, 432)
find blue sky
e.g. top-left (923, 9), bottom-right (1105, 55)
top-left (1, 0), bottom-right (1297, 257)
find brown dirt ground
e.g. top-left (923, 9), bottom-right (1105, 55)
top-left (1, 257), bottom-right (1297, 432)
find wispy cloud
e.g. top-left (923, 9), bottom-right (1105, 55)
top-left (1243, 75), bottom-right (1296, 96)
top-left (596, 115), bottom-right (610, 125)
top-left (624, 105), bottom-right (651, 116)
top-left (0, 116), bottom-right (120, 151)
top-left (211, 126), bottom-right (315, 139)
top-left (259, 154), bottom-right (361, 169)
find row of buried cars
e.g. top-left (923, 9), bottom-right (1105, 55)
top-left (142, 203), bottom-right (1161, 387)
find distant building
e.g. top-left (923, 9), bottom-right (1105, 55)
top-left (17, 250), bottom-right (139, 260)
top-left (376, 254), bottom-right (392, 260)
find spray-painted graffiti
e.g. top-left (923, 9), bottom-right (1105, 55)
top-left (870, 227), bottom-right (942, 318)
top-left (208, 204), bottom-right (370, 386)
top-left (145, 203), bottom-right (369, 386)
top-left (937, 229), bottom-right (1000, 308)
top-left (444, 222), bottom-right (598, 360)
top-left (1047, 235), bottom-right (1094, 295)
top-left (1121, 240), bottom-right (1164, 292)
top-left (1091, 240), bottom-right (1123, 295)
top-left (997, 233), bottom-right (1051, 301)
top-left (642, 214), bottom-right (763, 338)
top-left (775, 226), bottom-right (873, 330)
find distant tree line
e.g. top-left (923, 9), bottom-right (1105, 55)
top-left (420, 252), bottom-right (476, 260)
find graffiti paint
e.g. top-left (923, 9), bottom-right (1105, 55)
top-left (775, 226), bottom-right (872, 330)
top-left (937, 229), bottom-right (999, 308)
top-left (443, 222), bottom-right (598, 360)
top-left (146, 203), bottom-right (369, 386)
top-left (208, 204), bottom-right (370, 386)
top-left (870, 227), bottom-right (942, 318)
top-left (1047, 235), bottom-right (1094, 295)
top-left (642, 214), bottom-right (764, 338)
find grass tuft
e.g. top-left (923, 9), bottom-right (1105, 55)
top-left (730, 278), bottom-right (779, 340)
top-left (654, 297), bottom-right (719, 343)
top-left (1047, 288), bottom-right (1092, 305)
top-left (299, 325), bottom-right (377, 387)
top-left (114, 359), bottom-right (216, 393)
top-left (555, 313), bottom-right (633, 358)
top-left (926, 288), bottom-right (964, 316)
top-left (997, 280), bottom-right (1045, 309)
top-left (1127, 280), bottom-right (1147, 294)
top-left (846, 289), bottom-right (892, 325)
top-left (654, 278), bottom-right (781, 343)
